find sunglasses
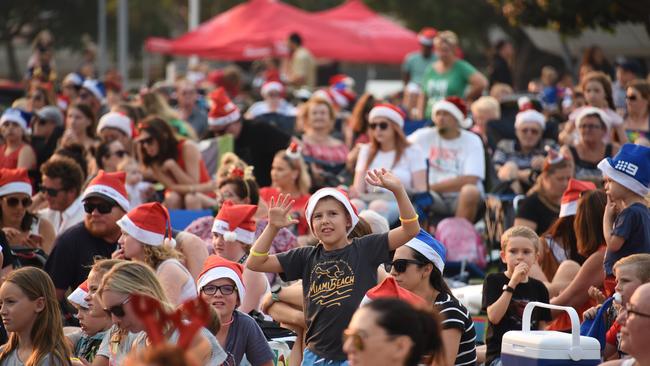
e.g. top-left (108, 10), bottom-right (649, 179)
top-left (4, 197), bottom-right (32, 208)
top-left (108, 150), bottom-right (128, 159)
top-left (578, 124), bottom-right (602, 130)
top-left (36, 118), bottom-right (52, 126)
top-left (83, 201), bottom-right (115, 214)
top-left (200, 284), bottom-right (236, 296)
top-left (343, 329), bottom-right (368, 351)
top-left (626, 95), bottom-right (638, 101)
top-left (383, 259), bottom-right (424, 273)
top-left (369, 122), bottom-right (389, 131)
top-left (104, 296), bottom-right (131, 318)
top-left (40, 186), bottom-right (64, 197)
top-left (519, 128), bottom-right (541, 135)
top-left (138, 137), bottom-right (155, 146)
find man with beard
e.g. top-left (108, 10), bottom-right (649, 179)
top-left (45, 170), bottom-right (130, 301)
top-left (407, 96), bottom-right (485, 222)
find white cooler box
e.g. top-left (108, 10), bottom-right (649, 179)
top-left (501, 302), bottom-right (601, 366)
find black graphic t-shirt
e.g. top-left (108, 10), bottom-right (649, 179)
top-left (481, 272), bottom-right (551, 364)
top-left (277, 233), bottom-right (390, 360)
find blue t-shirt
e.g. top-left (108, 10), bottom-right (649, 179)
top-left (605, 202), bottom-right (650, 274)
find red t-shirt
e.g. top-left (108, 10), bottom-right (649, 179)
top-left (259, 187), bottom-right (310, 236)
top-left (176, 140), bottom-right (215, 198)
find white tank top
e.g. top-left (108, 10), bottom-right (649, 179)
top-left (156, 258), bottom-right (197, 304)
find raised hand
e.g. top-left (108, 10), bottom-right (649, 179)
top-left (510, 262), bottom-right (530, 287)
top-left (267, 194), bottom-right (299, 229)
top-left (364, 168), bottom-right (403, 193)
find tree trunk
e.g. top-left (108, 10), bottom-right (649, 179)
top-left (5, 39), bottom-right (20, 81)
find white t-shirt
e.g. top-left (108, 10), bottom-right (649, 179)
top-left (355, 143), bottom-right (427, 192)
top-left (407, 127), bottom-right (485, 191)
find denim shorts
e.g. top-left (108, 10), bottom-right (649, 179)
top-left (301, 349), bottom-right (348, 366)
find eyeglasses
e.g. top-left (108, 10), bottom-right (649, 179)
top-left (383, 259), bottom-right (425, 273)
top-left (104, 297), bottom-right (131, 318)
top-left (4, 197), bottom-right (32, 208)
top-left (369, 122), bottom-right (389, 131)
top-left (519, 128), bottom-right (541, 135)
top-left (83, 201), bottom-right (115, 214)
top-left (36, 118), bottom-right (51, 126)
top-left (626, 94), bottom-right (638, 101)
top-left (623, 304), bottom-right (650, 319)
top-left (108, 150), bottom-right (128, 159)
top-left (200, 284), bottom-right (236, 296)
top-left (578, 124), bottom-right (603, 130)
top-left (138, 137), bottom-right (155, 146)
top-left (40, 186), bottom-right (64, 197)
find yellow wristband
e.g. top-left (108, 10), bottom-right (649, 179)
top-left (250, 249), bottom-right (269, 257)
top-left (399, 214), bottom-right (419, 224)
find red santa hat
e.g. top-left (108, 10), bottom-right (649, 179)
top-left (0, 168), bottom-right (32, 197)
top-left (212, 201), bottom-right (258, 244)
top-left (305, 187), bottom-right (359, 235)
top-left (313, 88), bottom-right (355, 110)
top-left (559, 179), bottom-right (596, 218)
top-left (432, 96), bottom-right (472, 129)
top-left (285, 141), bottom-right (302, 160)
top-left (117, 202), bottom-right (175, 247)
top-left (196, 255), bottom-right (246, 304)
top-left (418, 27), bottom-right (437, 46)
top-left (360, 277), bottom-right (426, 307)
top-left (542, 146), bottom-right (566, 172)
top-left (260, 81), bottom-right (284, 98)
top-left (515, 97), bottom-right (545, 131)
top-left (208, 87), bottom-right (241, 127)
top-left (83, 170), bottom-right (130, 212)
top-left (96, 112), bottom-right (134, 137)
top-left (67, 280), bottom-right (90, 308)
top-left (329, 74), bottom-right (355, 90)
top-left (369, 103), bottom-right (406, 128)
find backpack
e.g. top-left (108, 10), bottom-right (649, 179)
top-left (435, 217), bottom-right (486, 268)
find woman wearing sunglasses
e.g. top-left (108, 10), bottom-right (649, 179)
top-left (493, 101), bottom-right (550, 194)
top-left (98, 261), bottom-right (227, 366)
top-left (344, 298), bottom-right (444, 366)
top-left (95, 140), bottom-right (128, 174)
top-left (115, 202), bottom-right (196, 307)
top-left (0, 168), bottom-right (56, 254)
top-left (197, 256), bottom-right (274, 366)
top-left (137, 116), bottom-right (214, 210)
top-left (623, 80), bottom-right (650, 146)
top-left (351, 104), bottom-right (427, 224)
top-left (386, 229), bottom-right (477, 366)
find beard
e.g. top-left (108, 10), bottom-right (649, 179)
top-left (85, 218), bottom-right (120, 242)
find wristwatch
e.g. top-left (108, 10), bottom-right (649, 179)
top-left (502, 284), bottom-right (515, 293)
top-left (271, 283), bottom-right (283, 302)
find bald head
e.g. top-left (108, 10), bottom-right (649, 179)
top-left (631, 283), bottom-right (650, 306)
top-left (620, 283), bottom-right (650, 359)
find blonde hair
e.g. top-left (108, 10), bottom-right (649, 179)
top-left (303, 97), bottom-right (336, 132)
top-left (142, 243), bottom-right (184, 271)
top-left (98, 261), bottom-right (172, 312)
top-left (274, 150), bottom-right (311, 195)
top-left (501, 226), bottom-right (540, 252)
top-left (613, 254), bottom-right (650, 283)
top-left (435, 31), bottom-right (458, 47)
top-left (471, 96), bottom-right (501, 120)
top-left (0, 268), bottom-right (72, 366)
top-left (216, 152), bottom-right (248, 185)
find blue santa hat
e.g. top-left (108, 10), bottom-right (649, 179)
top-left (405, 229), bottom-right (447, 272)
top-left (82, 79), bottom-right (106, 102)
top-left (0, 108), bottom-right (32, 132)
top-left (598, 143), bottom-right (650, 197)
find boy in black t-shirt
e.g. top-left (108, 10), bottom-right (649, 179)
top-left (482, 226), bottom-right (551, 366)
top-left (247, 168), bottom-right (420, 365)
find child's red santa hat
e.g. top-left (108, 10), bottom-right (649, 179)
top-left (67, 280), bottom-right (90, 309)
top-left (305, 187), bottom-right (359, 235)
top-left (0, 168), bottom-right (32, 196)
top-left (117, 202), bottom-right (176, 247)
top-left (212, 201), bottom-right (258, 244)
top-left (197, 255), bottom-right (246, 304)
top-left (369, 103), bottom-right (406, 128)
top-left (559, 179), bottom-right (596, 218)
top-left (360, 277), bottom-right (426, 307)
top-left (208, 87), bottom-right (241, 127)
top-left (83, 170), bottom-right (130, 212)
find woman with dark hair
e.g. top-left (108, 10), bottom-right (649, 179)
top-left (580, 46), bottom-right (614, 79)
top-left (0, 108), bottom-right (36, 170)
top-left (346, 93), bottom-right (375, 147)
top-left (137, 116), bottom-right (213, 209)
top-left (623, 79), bottom-right (650, 145)
top-left (61, 103), bottom-right (98, 155)
top-left (25, 85), bottom-right (54, 113)
top-left (344, 298), bottom-right (445, 366)
top-left (95, 139), bottom-right (128, 173)
top-left (387, 230), bottom-right (477, 366)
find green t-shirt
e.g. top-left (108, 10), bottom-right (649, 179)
top-left (422, 59), bottom-right (477, 118)
top-left (402, 51), bottom-right (436, 86)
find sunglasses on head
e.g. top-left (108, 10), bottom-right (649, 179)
top-left (4, 197), bottom-right (32, 208)
top-left (40, 186), bottom-right (64, 197)
top-left (138, 137), bottom-right (155, 146)
top-left (104, 296), bottom-right (130, 318)
top-left (383, 259), bottom-right (424, 273)
top-left (369, 122), bottom-right (389, 131)
top-left (83, 201), bottom-right (115, 214)
top-left (200, 284), bottom-right (236, 296)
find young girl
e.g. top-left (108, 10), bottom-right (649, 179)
top-left (247, 168), bottom-right (420, 365)
top-left (197, 256), bottom-right (274, 366)
top-left (115, 202), bottom-right (196, 306)
top-left (67, 281), bottom-right (111, 363)
top-left (0, 267), bottom-right (72, 366)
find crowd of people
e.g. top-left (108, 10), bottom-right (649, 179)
top-left (0, 26), bottom-right (649, 366)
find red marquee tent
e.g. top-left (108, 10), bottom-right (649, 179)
top-left (145, 0), bottom-right (418, 64)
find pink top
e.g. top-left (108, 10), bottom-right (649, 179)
top-left (302, 141), bottom-right (349, 164)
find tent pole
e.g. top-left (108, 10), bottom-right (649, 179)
top-left (188, 0), bottom-right (200, 69)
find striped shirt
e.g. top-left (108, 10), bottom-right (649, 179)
top-left (435, 292), bottom-right (477, 366)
